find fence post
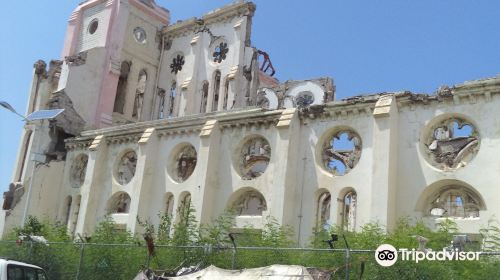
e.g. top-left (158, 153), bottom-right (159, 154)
top-left (76, 243), bottom-right (85, 280)
top-left (345, 248), bottom-right (350, 280)
top-left (28, 241), bottom-right (33, 261)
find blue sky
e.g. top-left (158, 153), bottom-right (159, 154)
top-left (0, 0), bottom-right (499, 194)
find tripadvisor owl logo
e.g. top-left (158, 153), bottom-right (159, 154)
top-left (375, 244), bottom-right (398, 267)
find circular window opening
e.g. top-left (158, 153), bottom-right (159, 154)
top-left (133, 27), bottom-right (147, 44)
top-left (212, 40), bottom-right (229, 64)
top-left (296, 91), bottom-right (314, 107)
top-left (168, 144), bottom-right (197, 183)
top-left (88, 19), bottom-right (99, 34)
top-left (422, 117), bottom-right (479, 170)
top-left (115, 150), bottom-right (137, 185)
top-left (320, 129), bottom-right (362, 176)
top-left (70, 154), bottom-right (89, 188)
top-left (236, 136), bottom-right (271, 180)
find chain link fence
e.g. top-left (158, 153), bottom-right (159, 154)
top-left (1, 241), bottom-right (500, 279)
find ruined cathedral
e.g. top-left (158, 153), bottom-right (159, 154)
top-left (1, 0), bottom-right (499, 245)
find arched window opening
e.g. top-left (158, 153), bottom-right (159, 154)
top-left (177, 193), bottom-right (192, 223)
top-left (428, 187), bottom-right (481, 218)
top-left (132, 70), bottom-right (147, 119)
top-left (223, 78), bottom-right (230, 110)
top-left (200, 81), bottom-right (209, 113)
top-left (157, 88), bottom-right (166, 119)
top-left (113, 61), bottom-right (131, 114)
top-left (232, 190), bottom-right (267, 216)
top-left (168, 81), bottom-right (177, 118)
top-left (107, 192), bottom-right (131, 214)
top-left (165, 194), bottom-right (174, 216)
top-left (212, 71), bottom-right (221, 112)
top-left (316, 192), bottom-right (331, 230)
top-left (341, 191), bottom-right (356, 231)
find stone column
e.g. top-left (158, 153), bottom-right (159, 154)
top-left (75, 135), bottom-right (108, 236)
top-left (197, 120), bottom-right (222, 224)
top-left (370, 95), bottom-right (399, 231)
top-left (272, 109), bottom-right (301, 227)
top-left (127, 128), bottom-right (159, 233)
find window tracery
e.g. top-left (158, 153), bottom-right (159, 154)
top-left (238, 136), bottom-right (271, 180)
top-left (424, 118), bottom-right (479, 170)
top-left (170, 54), bottom-right (184, 74)
top-left (321, 130), bottom-right (362, 176)
top-left (233, 190), bottom-right (267, 216)
top-left (213, 42), bottom-right (229, 63)
top-left (428, 187), bottom-right (481, 218)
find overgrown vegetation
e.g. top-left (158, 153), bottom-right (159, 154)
top-left (1, 211), bottom-right (500, 279)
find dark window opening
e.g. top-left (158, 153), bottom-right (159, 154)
top-left (47, 126), bottom-right (74, 161)
top-left (212, 71), bottom-right (221, 112)
top-left (113, 61), bottom-right (131, 114)
top-left (200, 81), bottom-right (209, 113)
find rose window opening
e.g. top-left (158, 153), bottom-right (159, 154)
top-left (424, 118), bottom-right (479, 170)
top-left (213, 42), bottom-right (229, 63)
top-left (322, 130), bottom-right (361, 176)
top-left (239, 137), bottom-right (271, 179)
top-left (116, 151), bottom-right (137, 185)
top-left (295, 91), bottom-right (314, 107)
top-left (174, 145), bottom-right (197, 182)
top-left (170, 54), bottom-right (185, 74)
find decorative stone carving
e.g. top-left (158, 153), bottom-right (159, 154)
top-left (33, 60), bottom-right (47, 77)
top-left (233, 190), bottom-right (267, 215)
top-left (65, 51), bottom-right (87, 66)
top-left (424, 118), bottom-right (479, 170)
top-left (322, 130), bottom-right (362, 176)
top-left (2, 182), bottom-right (24, 211)
top-left (239, 136), bottom-right (271, 179)
top-left (133, 27), bottom-right (147, 44)
top-left (133, 70), bottom-right (147, 119)
top-left (70, 154), bottom-right (88, 188)
top-left (116, 151), bottom-right (137, 185)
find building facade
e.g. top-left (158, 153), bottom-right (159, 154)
top-left (1, 0), bottom-right (499, 245)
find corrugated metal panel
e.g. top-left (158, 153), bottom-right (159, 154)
top-left (77, 2), bottom-right (110, 52)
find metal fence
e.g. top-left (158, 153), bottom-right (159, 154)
top-left (1, 241), bottom-right (500, 279)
